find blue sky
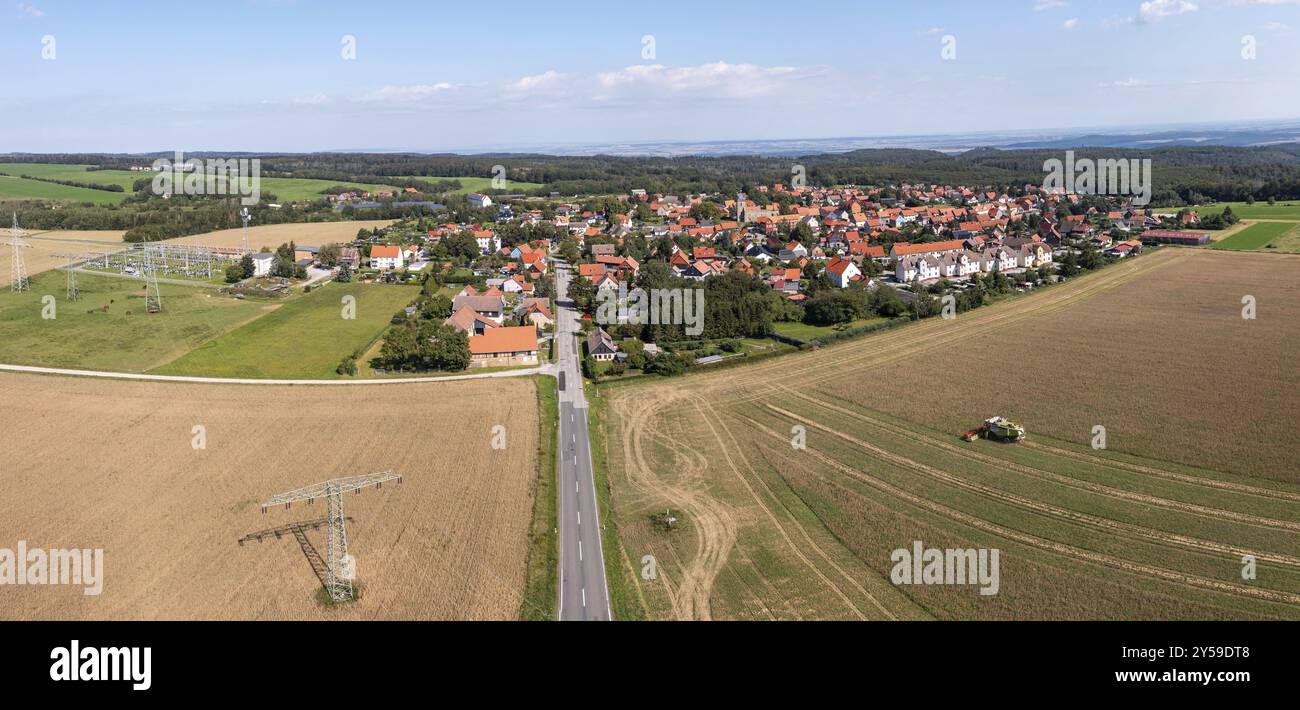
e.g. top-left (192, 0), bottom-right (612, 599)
top-left (1, 0), bottom-right (1298, 152)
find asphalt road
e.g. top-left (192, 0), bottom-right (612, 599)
top-left (553, 260), bottom-right (613, 621)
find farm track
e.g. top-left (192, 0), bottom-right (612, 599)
top-left (694, 397), bottom-right (895, 620)
top-left (765, 401), bottom-right (1300, 569)
top-left (736, 413), bottom-right (1300, 608)
top-left (778, 391), bottom-right (1300, 533)
top-left (616, 389), bottom-right (737, 620)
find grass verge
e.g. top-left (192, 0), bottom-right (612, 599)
top-left (520, 375), bottom-right (559, 620)
top-left (586, 389), bottom-right (648, 620)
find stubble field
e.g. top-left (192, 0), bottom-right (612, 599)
top-left (598, 248), bottom-right (1300, 620)
top-left (0, 374), bottom-right (540, 620)
top-left (172, 220), bottom-right (397, 251)
top-left (1, 230), bottom-right (128, 287)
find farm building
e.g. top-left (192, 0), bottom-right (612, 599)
top-left (1140, 230), bottom-right (1210, 246)
top-left (468, 326), bottom-right (539, 367)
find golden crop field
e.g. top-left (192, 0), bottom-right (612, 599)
top-left (173, 220), bottom-right (397, 251)
top-left (1, 230), bottom-right (127, 286)
top-left (598, 248), bottom-right (1300, 620)
top-left (0, 373), bottom-right (539, 620)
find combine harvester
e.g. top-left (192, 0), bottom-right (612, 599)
top-left (961, 416), bottom-right (1026, 443)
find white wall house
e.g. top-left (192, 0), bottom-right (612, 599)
top-left (980, 247), bottom-right (1017, 273)
top-left (1018, 244), bottom-right (1053, 269)
top-left (370, 245), bottom-right (405, 270)
top-left (250, 252), bottom-right (274, 277)
top-left (897, 255), bottom-right (941, 282)
top-left (825, 258), bottom-right (861, 288)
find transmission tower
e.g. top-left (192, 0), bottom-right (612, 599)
top-left (56, 253), bottom-right (81, 300)
top-left (142, 241), bottom-right (162, 313)
top-left (8, 213), bottom-right (30, 293)
top-left (262, 470), bottom-right (403, 602)
top-left (241, 207), bottom-right (252, 255)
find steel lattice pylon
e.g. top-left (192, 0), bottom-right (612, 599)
top-left (142, 242), bottom-right (162, 313)
top-left (262, 471), bottom-right (403, 602)
top-left (62, 253), bottom-right (81, 301)
top-left (9, 213), bottom-right (30, 293)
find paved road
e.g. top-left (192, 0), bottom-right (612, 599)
top-left (553, 260), bottom-right (613, 621)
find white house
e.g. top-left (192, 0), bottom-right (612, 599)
top-left (936, 250), bottom-right (982, 279)
top-left (250, 252), bottom-right (275, 277)
top-left (896, 254), bottom-right (941, 283)
top-left (1017, 243), bottom-right (1053, 269)
top-left (370, 245), bottom-right (405, 270)
top-left (474, 231), bottom-right (501, 255)
top-left (980, 247), bottom-right (1018, 273)
top-left (824, 257), bottom-right (861, 288)
top-left (468, 193), bottom-right (493, 209)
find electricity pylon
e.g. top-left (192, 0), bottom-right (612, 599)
top-left (262, 471), bottom-right (403, 602)
top-left (142, 241), bottom-right (162, 313)
top-left (8, 213), bottom-right (31, 293)
top-left (241, 207), bottom-right (252, 255)
top-left (56, 253), bottom-right (81, 300)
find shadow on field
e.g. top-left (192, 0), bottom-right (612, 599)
top-left (237, 517), bottom-right (353, 589)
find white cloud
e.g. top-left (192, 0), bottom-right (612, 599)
top-left (921, 27), bottom-right (945, 36)
top-left (1139, 0), bottom-right (1198, 22)
top-left (358, 83), bottom-right (454, 103)
top-left (16, 2), bottom-right (43, 19)
top-left (1103, 14), bottom-right (1137, 27)
top-left (1264, 21), bottom-right (1290, 31)
top-left (592, 62), bottom-right (800, 101)
top-left (1063, 18), bottom-right (1080, 30)
top-left (348, 61), bottom-right (819, 111)
top-left (508, 70), bottom-right (564, 92)
top-left (292, 93), bottom-right (331, 106)
top-left (1034, 0), bottom-right (1067, 10)
top-left (1098, 77), bottom-right (1149, 88)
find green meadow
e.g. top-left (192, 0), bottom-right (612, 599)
top-left (1195, 201), bottom-right (1300, 221)
top-left (0, 271), bottom-right (270, 371)
top-left (0, 174), bottom-right (125, 205)
top-left (0, 162), bottom-right (402, 204)
top-left (152, 282), bottom-right (418, 379)
top-left (396, 175), bottom-right (547, 194)
top-left (1211, 221), bottom-right (1297, 250)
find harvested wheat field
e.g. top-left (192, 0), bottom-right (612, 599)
top-left (0, 372), bottom-right (538, 620)
top-left (2, 230), bottom-right (128, 286)
top-left (172, 220), bottom-right (396, 252)
top-left (599, 248), bottom-right (1300, 621)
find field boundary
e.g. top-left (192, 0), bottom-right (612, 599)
top-left (520, 376), bottom-right (559, 620)
top-left (0, 362), bottom-right (547, 385)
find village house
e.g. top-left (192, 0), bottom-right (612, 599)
top-left (824, 256), bottom-right (862, 288)
top-left (445, 304), bottom-right (499, 336)
top-left (586, 328), bottom-right (619, 362)
top-left (517, 298), bottom-right (554, 331)
top-left (451, 293), bottom-right (505, 324)
top-left (468, 326), bottom-right (538, 367)
top-left (369, 245), bottom-right (404, 270)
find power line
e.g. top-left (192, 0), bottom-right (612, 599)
top-left (262, 471), bottom-right (403, 603)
